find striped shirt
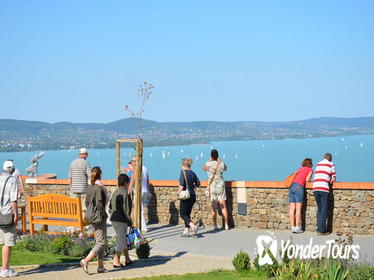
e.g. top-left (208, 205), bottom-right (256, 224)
top-left (312, 159), bottom-right (336, 193)
top-left (0, 173), bottom-right (18, 215)
top-left (69, 158), bottom-right (91, 194)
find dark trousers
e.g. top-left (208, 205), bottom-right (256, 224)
top-left (180, 194), bottom-right (196, 228)
top-left (314, 191), bottom-right (329, 233)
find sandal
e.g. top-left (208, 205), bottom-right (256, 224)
top-left (113, 263), bottom-right (125, 269)
top-left (80, 259), bottom-right (89, 274)
top-left (97, 268), bottom-right (107, 273)
top-left (125, 260), bottom-right (134, 266)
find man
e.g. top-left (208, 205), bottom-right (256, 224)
top-left (69, 148), bottom-right (91, 208)
top-left (7, 160), bottom-right (24, 197)
top-left (128, 158), bottom-right (150, 232)
top-left (313, 153), bottom-right (336, 236)
top-left (0, 161), bottom-right (19, 278)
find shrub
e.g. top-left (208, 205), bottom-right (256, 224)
top-left (68, 239), bottom-right (94, 258)
top-left (253, 250), bottom-right (278, 277)
top-left (347, 264), bottom-right (374, 280)
top-left (104, 237), bottom-right (117, 258)
top-left (232, 250), bottom-right (251, 271)
top-left (50, 236), bottom-right (71, 255)
top-left (16, 234), bottom-right (53, 252)
top-left (136, 240), bottom-right (152, 259)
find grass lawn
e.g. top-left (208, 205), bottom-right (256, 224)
top-left (1, 248), bottom-right (80, 266)
top-left (126, 270), bottom-right (268, 280)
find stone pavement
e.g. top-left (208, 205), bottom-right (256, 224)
top-left (14, 223), bottom-right (374, 280)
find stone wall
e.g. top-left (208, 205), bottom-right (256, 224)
top-left (23, 180), bottom-right (374, 235)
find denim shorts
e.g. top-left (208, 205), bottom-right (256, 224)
top-left (289, 183), bottom-right (305, 203)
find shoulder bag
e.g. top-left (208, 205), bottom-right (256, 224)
top-left (284, 169), bottom-right (300, 188)
top-left (178, 170), bottom-right (190, 200)
top-left (208, 161), bottom-right (221, 187)
top-left (84, 185), bottom-right (105, 225)
top-left (0, 177), bottom-right (15, 227)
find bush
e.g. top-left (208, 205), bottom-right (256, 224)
top-left (232, 250), bottom-right (251, 271)
top-left (50, 236), bottom-right (71, 255)
top-left (136, 240), bottom-right (152, 259)
top-left (347, 264), bottom-right (374, 280)
top-left (68, 239), bottom-right (94, 257)
top-left (16, 234), bottom-right (53, 252)
top-left (253, 251), bottom-right (278, 277)
top-left (104, 237), bottom-right (117, 258)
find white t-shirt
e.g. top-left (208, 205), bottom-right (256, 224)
top-left (204, 161), bottom-right (226, 182)
top-left (142, 166), bottom-right (149, 193)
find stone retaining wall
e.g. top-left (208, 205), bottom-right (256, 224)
top-left (23, 180), bottom-right (374, 235)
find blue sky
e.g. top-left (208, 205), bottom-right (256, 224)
top-left (0, 0), bottom-right (373, 123)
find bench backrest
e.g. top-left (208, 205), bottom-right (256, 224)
top-left (28, 193), bottom-right (82, 220)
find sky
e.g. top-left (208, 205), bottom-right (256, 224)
top-left (0, 0), bottom-right (373, 123)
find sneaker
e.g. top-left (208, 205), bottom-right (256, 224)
top-left (294, 227), bottom-right (304, 234)
top-left (212, 224), bottom-right (218, 230)
top-left (0, 268), bottom-right (18, 278)
top-left (224, 224), bottom-right (229, 230)
top-left (292, 226), bottom-right (296, 233)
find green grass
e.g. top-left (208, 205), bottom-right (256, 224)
top-left (1, 248), bottom-right (80, 266)
top-left (124, 270), bottom-right (267, 280)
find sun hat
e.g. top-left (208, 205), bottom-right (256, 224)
top-left (79, 148), bottom-right (88, 154)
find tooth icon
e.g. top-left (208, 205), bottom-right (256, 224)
top-left (256, 234), bottom-right (277, 265)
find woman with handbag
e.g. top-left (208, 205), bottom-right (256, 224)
top-left (110, 174), bottom-right (134, 269)
top-left (288, 158), bottom-right (313, 234)
top-left (80, 166), bottom-right (108, 274)
top-left (203, 149), bottom-right (228, 230)
top-left (178, 158), bottom-right (200, 237)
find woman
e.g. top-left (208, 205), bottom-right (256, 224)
top-left (110, 174), bottom-right (134, 268)
top-left (178, 158), bottom-right (200, 237)
top-left (203, 149), bottom-right (229, 230)
top-left (80, 166), bottom-right (108, 274)
top-left (289, 158), bottom-right (313, 234)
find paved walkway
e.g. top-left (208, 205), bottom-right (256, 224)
top-left (14, 224), bottom-right (374, 279)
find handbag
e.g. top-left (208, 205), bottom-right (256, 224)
top-left (127, 227), bottom-right (144, 250)
top-left (0, 177), bottom-right (14, 227)
top-left (178, 170), bottom-right (190, 200)
top-left (284, 169), bottom-right (300, 188)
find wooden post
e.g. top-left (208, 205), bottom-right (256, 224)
top-left (134, 139), bottom-right (143, 228)
top-left (116, 140), bottom-right (121, 178)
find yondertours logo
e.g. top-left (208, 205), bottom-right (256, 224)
top-left (255, 232), bottom-right (360, 266)
top-left (256, 232), bottom-right (278, 265)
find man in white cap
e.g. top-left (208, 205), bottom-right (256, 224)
top-left (69, 148), bottom-right (91, 207)
top-left (0, 161), bottom-right (19, 277)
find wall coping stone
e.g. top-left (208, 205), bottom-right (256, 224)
top-left (26, 179), bottom-right (374, 190)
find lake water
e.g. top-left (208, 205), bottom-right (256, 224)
top-left (1, 135), bottom-right (373, 182)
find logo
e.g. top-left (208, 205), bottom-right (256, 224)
top-left (256, 232), bottom-right (277, 265)
top-left (255, 233), bottom-right (360, 266)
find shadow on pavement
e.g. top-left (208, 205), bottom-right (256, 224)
top-left (17, 251), bottom-right (188, 277)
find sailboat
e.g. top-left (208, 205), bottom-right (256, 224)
top-left (360, 142), bottom-right (364, 148)
top-left (200, 152), bottom-right (203, 158)
top-left (162, 150), bottom-right (166, 159)
top-left (235, 153), bottom-right (238, 159)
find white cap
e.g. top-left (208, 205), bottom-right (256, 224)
top-left (79, 148), bottom-right (88, 154)
top-left (3, 160), bottom-right (14, 172)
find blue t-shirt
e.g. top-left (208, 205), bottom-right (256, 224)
top-left (179, 169), bottom-right (200, 195)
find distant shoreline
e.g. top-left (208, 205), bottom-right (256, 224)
top-left (1, 132), bottom-right (373, 153)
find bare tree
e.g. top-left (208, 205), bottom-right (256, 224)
top-left (125, 81), bottom-right (154, 138)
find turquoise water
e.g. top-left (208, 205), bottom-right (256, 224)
top-left (0, 135), bottom-right (373, 182)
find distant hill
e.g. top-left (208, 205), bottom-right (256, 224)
top-left (1, 117), bottom-right (373, 152)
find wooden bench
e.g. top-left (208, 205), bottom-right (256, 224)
top-left (17, 205), bottom-right (27, 233)
top-left (27, 193), bottom-right (84, 235)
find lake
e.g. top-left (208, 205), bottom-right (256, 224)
top-left (0, 135), bottom-right (373, 182)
